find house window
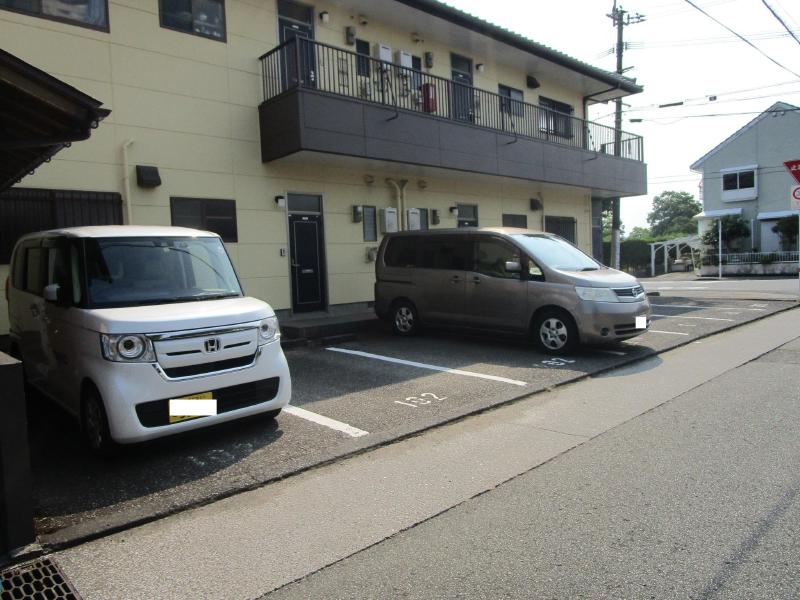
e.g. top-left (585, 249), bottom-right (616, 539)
top-left (363, 205), bottom-right (377, 242)
top-left (411, 55), bottom-right (422, 90)
top-left (356, 39), bottom-right (370, 77)
top-left (0, 0), bottom-right (108, 30)
top-left (457, 204), bottom-right (478, 228)
top-left (0, 188), bottom-right (122, 264)
top-left (498, 85), bottom-right (524, 117)
top-left (170, 197), bottom-right (237, 242)
top-left (502, 214), bottom-right (527, 228)
top-left (539, 96), bottom-right (573, 138)
top-left (159, 0), bottom-right (226, 41)
top-left (544, 216), bottom-right (576, 244)
top-left (720, 165), bottom-right (757, 202)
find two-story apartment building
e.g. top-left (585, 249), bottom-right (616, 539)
top-left (691, 101), bottom-right (800, 252)
top-left (0, 0), bottom-right (647, 335)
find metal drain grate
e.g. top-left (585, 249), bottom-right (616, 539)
top-left (0, 557), bottom-right (82, 600)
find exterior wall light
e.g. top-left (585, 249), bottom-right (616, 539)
top-left (275, 195), bottom-right (286, 208)
top-left (363, 174), bottom-right (375, 184)
top-left (319, 11), bottom-right (330, 23)
top-left (476, 63), bottom-right (485, 73)
top-left (449, 206), bottom-right (459, 216)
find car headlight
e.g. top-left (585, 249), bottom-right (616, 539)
top-left (575, 286), bottom-right (619, 302)
top-left (100, 334), bottom-right (156, 362)
top-left (258, 316), bottom-right (280, 343)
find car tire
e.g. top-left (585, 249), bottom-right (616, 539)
top-left (532, 309), bottom-right (578, 355)
top-left (391, 300), bottom-right (420, 336)
top-left (81, 386), bottom-right (119, 457)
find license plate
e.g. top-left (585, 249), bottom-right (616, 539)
top-left (635, 316), bottom-right (647, 329)
top-left (169, 392), bottom-right (217, 424)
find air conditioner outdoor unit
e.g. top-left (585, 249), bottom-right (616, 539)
top-left (396, 50), bottom-right (413, 69)
top-left (375, 43), bottom-right (392, 69)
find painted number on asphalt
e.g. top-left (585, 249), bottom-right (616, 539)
top-left (540, 357), bottom-right (576, 368)
top-left (395, 393), bottom-right (448, 408)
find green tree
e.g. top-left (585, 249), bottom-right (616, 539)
top-left (647, 191), bottom-right (702, 237)
top-left (626, 226), bottom-right (652, 240)
top-left (771, 216), bottom-right (799, 250)
top-left (700, 216), bottom-right (751, 251)
top-left (602, 210), bottom-right (625, 242)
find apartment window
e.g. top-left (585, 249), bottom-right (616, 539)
top-left (457, 204), bottom-right (478, 228)
top-left (159, 0), bottom-right (226, 41)
top-left (544, 216), bottom-right (576, 244)
top-left (0, 188), bottom-right (122, 263)
top-left (363, 205), bottom-right (377, 242)
top-left (356, 39), bottom-right (370, 77)
top-left (170, 197), bottom-right (237, 242)
top-left (0, 0), bottom-right (108, 30)
top-left (418, 208), bottom-right (429, 231)
top-left (539, 96), bottom-right (573, 138)
top-left (498, 85), bottom-right (524, 117)
top-left (411, 55), bottom-right (422, 90)
top-left (720, 165), bottom-right (757, 202)
top-left (502, 214), bottom-right (527, 228)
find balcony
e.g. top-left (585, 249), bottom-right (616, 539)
top-left (258, 38), bottom-right (646, 197)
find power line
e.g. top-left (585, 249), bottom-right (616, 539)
top-left (682, 0), bottom-right (800, 79)
top-left (630, 106), bottom-right (800, 122)
top-left (760, 0), bottom-right (800, 48)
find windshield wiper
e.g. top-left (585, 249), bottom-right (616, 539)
top-left (189, 292), bottom-right (240, 300)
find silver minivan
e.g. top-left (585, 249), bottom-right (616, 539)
top-left (374, 228), bottom-right (651, 354)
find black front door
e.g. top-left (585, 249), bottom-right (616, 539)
top-left (278, 0), bottom-right (315, 89)
top-left (451, 53), bottom-right (473, 121)
top-left (289, 211), bottom-right (326, 313)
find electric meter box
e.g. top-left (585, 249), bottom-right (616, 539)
top-left (379, 207), bottom-right (398, 233)
top-left (406, 208), bottom-right (421, 230)
top-left (374, 43), bottom-right (393, 63)
top-left (396, 50), bottom-right (413, 69)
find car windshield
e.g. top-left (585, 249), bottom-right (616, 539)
top-left (85, 236), bottom-right (242, 308)
top-left (511, 234), bottom-right (601, 272)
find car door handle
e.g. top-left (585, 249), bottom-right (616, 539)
top-left (301, 268), bottom-right (314, 274)
top-left (450, 276), bottom-right (461, 284)
top-left (471, 276), bottom-right (481, 284)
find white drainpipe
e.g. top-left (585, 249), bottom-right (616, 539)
top-left (386, 178), bottom-right (408, 230)
top-left (121, 139), bottom-right (135, 225)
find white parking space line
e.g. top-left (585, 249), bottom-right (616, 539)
top-left (648, 330), bottom-right (690, 336)
top-left (598, 350), bottom-right (627, 356)
top-left (284, 405), bottom-right (369, 438)
top-left (651, 304), bottom-right (765, 311)
top-left (326, 347), bottom-right (528, 387)
top-left (677, 323), bottom-right (697, 327)
top-left (651, 314), bottom-right (735, 322)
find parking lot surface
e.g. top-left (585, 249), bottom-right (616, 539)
top-left (28, 296), bottom-right (797, 548)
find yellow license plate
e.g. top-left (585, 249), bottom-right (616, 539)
top-left (169, 392), bottom-right (214, 424)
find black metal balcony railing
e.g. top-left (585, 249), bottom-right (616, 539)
top-left (259, 37), bottom-right (644, 162)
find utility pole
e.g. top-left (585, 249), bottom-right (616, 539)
top-left (607, 1), bottom-right (644, 269)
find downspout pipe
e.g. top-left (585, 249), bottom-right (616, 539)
top-left (386, 178), bottom-right (408, 230)
top-left (121, 139), bottom-right (134, 225)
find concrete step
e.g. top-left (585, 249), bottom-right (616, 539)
top-left (279, 310), bottom-right (379, 340)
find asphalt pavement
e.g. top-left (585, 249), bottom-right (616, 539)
top-left (29, 297), bottom-right (796, 547)
top-left (49, 306), bottom-right (800, 599)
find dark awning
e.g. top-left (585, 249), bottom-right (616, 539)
top-left (0, 49), bottom-right (110, 193)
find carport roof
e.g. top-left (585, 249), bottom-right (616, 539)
top-left (0, 49), bottom-right (110, 193)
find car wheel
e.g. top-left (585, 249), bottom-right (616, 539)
top-left (391, 301), bottom-right (420, 336)
top-left (533, 309), bottom-right (578, 355)
top-left (81, 387), bottom-right (118, 456)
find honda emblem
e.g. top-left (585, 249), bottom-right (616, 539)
top-left (204, 338), bottom-right (221, 353)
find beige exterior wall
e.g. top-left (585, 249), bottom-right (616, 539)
top-left (0, 1), bottom-right (593, 335)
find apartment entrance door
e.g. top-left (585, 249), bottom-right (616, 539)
top-left (451, 53), bottom-right (474, 122)
top-left (288, 194), bottom-right (326, 313)
top-left (278, 0), bottom-right (316, 88)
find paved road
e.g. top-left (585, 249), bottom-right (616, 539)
top-left (265, 336), bottom-right (800, 599)
top-left (52, 308), bottom-right (800, 599)
top-left (30, 297), bottom-right (796, 547)
top-left (642, 276), bottom-right (799, 300)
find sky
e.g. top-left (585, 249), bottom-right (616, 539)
top-left (445, 0), bottom-right (800, 232)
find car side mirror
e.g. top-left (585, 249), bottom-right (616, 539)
top-left (43, 283), bottom-right (60, 303)
top-left (505, 261), bottom-right (521, 273)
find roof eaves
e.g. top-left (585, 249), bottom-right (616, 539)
top-left (690, 101), bottom-right (800, 171)
top-left (393, 0), bottom-right (643, 94)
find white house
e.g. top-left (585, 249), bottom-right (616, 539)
top-left (690, 101), bottom-right (800, 253)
